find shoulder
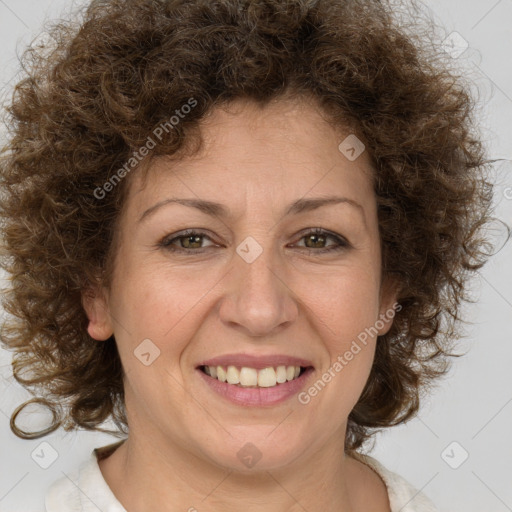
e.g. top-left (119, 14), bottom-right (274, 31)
top-left (44, 442), bottom-right (126, 512)
top-left (351, 452), bottom-right (439, 512)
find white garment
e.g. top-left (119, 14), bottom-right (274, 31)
top-left (45, 442), bottom-right (438, 512)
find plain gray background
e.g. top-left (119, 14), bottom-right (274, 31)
top-left (0, 1), bottom-right (511, 511)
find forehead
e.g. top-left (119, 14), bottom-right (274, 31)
top-left (126, 97), bottom-right (376, 220)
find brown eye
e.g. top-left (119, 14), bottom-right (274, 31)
top-left (304, 232), bottom-right (328, 248)
top-left (160, 230), bottom-right (215, 252)
top-left (178, 234), bottom-right (204, 249)
top-left (295, 228), bottom-right (349, 253)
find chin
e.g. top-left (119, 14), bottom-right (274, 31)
top-left (194, 426), bottom-right (308, 473)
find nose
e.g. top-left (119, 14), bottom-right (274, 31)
top-left (218, 242), bottom-right (299, 338)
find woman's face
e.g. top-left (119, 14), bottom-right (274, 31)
top-left (86, 97), bottom-right (397, 471)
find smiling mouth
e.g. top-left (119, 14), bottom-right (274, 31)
top-left (199, 364), bottom-right (310, 388)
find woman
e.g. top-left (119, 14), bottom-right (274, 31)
top-left (0, 0), bottom-right (494, 510)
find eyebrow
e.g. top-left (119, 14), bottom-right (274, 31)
top-left (139, 195), bottom-right (366, 225)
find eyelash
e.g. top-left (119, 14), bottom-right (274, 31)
top-left (159, 228), bottom-right (350, 255)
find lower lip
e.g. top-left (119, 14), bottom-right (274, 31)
top-left (196, 367), bottom-right (314, 406)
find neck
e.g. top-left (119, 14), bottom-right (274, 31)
top-left (99, 427), bottom-right (362, 512)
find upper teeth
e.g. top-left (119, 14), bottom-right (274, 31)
top-left (203, 365), bottom-right (301, 387)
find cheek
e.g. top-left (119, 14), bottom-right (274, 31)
top-left (302, 267), bottom-right (381, 342)
top-left (300, 291), bottom-right (378, 419)
top-left (107, 263), bottom-right (233, 398)
top-left (299, 267), bottom-right (381, 398)
top-left (110, 261), bottom-right (219, 339)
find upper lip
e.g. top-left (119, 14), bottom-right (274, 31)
top-left (197, 354), bottom-right (314, 370)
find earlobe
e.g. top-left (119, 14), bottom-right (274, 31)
top-left (81, 287), bottom-right (114, 341)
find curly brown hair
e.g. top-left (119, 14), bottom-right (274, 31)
top-left (0, 0), bottom-right (494, 452)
